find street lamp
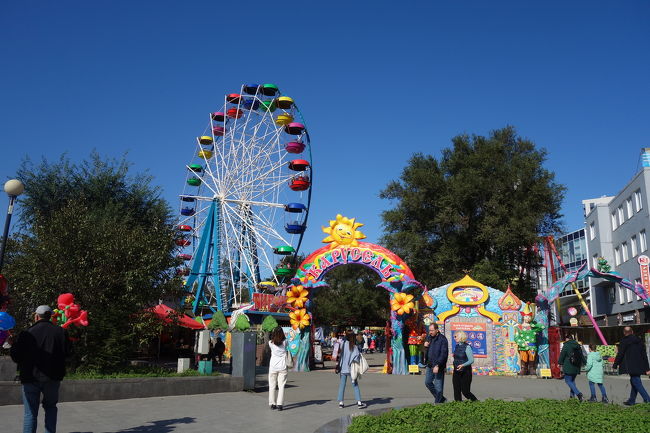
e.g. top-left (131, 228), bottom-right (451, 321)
top-left (0, 179), bottom-right (25, 273)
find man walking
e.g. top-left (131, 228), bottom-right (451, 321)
top-left (612, 326), bottom-right (650, 405)
top-left (10, 305), bottom-right (71, 433)
top-left (423, 323), bottom-right (448, 403)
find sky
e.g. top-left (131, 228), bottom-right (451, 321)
top-left (1, 1), bottom-right (649, 256)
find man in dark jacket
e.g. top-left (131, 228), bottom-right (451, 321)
top-left (422, 323), bottom-right (448, 403)
top-left (612, 326), bottom-right (650, 405)
top-left (10, 305), bottom-right (71, 433)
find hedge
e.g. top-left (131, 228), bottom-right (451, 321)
top-left (347, 399), bottom-right (650, 433)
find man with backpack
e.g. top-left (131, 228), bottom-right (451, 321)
top-left (612, 326), bottom-right (650, 405)
top-left (558, 333), bottom-right (585, 401)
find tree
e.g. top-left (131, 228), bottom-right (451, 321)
top-left (312, 264), bottom-right (389, 326)
top-left (5, 153), bottom-right (182, 371)
top-left (380, 126), bottom-right (565, 300)
top-left (208, 310), bottom-right (228, 331)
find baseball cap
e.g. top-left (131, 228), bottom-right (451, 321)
top-left (35, 305), bottom-right (52, 315)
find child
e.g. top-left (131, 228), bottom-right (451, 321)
top-left (585, 344), bottom-right (609, 403)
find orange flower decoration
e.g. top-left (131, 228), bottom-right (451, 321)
top-left (391, 292), bottom-right (415, 315)
top-left (286, 285), bottom-right (309, 308)
top-left (289, 308), bottom-right (311, 330)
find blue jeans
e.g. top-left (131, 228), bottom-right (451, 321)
top-left (564, 374), bottom-right (582, 397)
top-left (337, 373), bottom-right (361, 402)
top-left (588, 381), bottom-right (607, 399)
top-left (628, 375), bottom-right (650, 404)
top-left (22, 381), bottom-right (61, 433)
top-left (425, 366), bottom-right (445, 403)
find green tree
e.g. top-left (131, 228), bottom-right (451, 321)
top-left (5, 153), bottom-right (182, 371)
top-left (312, 264), bottom-right (389, 326)
top-left (208, 310), bottom-right (228, 331)
top-left (380, 126), bottom-right (565, 299)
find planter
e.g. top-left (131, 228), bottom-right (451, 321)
top-left (0, 375), bottom-right (243, 406)
top-left (0, 356), bottom-right (16, 381)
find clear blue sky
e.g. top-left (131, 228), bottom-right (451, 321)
top-left (1, 1), bottom-right (648, 253)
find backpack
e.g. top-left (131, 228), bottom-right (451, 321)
top-left (569, 345), bottom-right (583, 366)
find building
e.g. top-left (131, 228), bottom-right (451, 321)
top-left (582, 147), bottom-right (650, 338)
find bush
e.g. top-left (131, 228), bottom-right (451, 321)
top-left (347, 399), bottom-right (650, 433)
top-left (66, 365), bottom-right (220, 379)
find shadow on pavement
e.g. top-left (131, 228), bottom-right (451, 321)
top-left (364, 397), bottom-right (393, 407)
top-left (282, 399), bottom-right (330, 410)
top-left (84, 416), bottom-right (196, 433)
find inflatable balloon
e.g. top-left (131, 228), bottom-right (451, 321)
top-left (0, 311), bottom-right (16, 331)
top-left (52, 293), bottom-right (89, 329)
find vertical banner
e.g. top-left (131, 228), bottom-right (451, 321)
top-left (450, 322), bottom-right (487, 358)
top-left (639, 255), bottom-right (650, 298)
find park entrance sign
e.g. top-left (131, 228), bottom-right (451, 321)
top-left (287, 215), bottom-right (429, 374)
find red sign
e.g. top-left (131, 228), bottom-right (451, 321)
top-left (638, 255), bottom-right (650, 298)
top-left (253, 293), bottom-right (287, 312)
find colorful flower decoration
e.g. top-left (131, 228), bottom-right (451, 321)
top-left (390, 292), bottom-right (415, 315)
top-left (289, 308), bottom-right (311, 329)
top-left (286, 285), bottom-right (309, 308)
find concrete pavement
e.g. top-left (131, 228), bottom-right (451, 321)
top-left (0, 352), bottom-right (646, 433)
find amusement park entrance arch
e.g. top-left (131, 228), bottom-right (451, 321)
top-left (286, 215), bottom-right (430, 374)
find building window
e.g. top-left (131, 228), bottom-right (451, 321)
top-left (618, 284), bottom-right (625, 304)
top-left (614, 247), bottom-right (621, 266)
top-left (617, 206), bottom-right (625, 225)
top-left (627, 198), bottom-right (633, 219)
top-left (641, 230), bottom-right (648, 252)
top-left (609, 286), bottom-right (616, 304)
top-left (634, 189), bottom-right (643, 212)
top-left (612, 212), bottom-right (618, 230)
top-left (631, 235), bottom-right (638, 257)
top-left (622, 242), bottom-right (629, 262)
top-left (593, 254), bottom-right (599, 268)
top-left (626, 285), bottom-right (634, 303)
top-left (589, 222), bottom-right (596, 240)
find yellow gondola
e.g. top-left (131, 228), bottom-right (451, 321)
top-left (275, 113), bottom-right (294, 126)
top-left (276, 96), bottom-right (294, 109)
top-left (198, 150), bottom-right (213, 159)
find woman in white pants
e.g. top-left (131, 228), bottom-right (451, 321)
top-left (268, 327), bottom-right (288, 411)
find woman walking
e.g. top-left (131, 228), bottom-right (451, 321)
top-left (585, 344), bottom-right (609, 403)
top-left (268, 327), bottom-right (288, 411)
top-left (336, 331), bottom-right (366, 409)
top-left (452, 331), bottom-right (478, 401)
top-left (558, 334), bottom-right (585, 401)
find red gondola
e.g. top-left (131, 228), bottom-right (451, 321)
top-left (285, 141), bottom-right (305, 154)
top-left (226, 93), bottom-right (242, 104)
top-left (288, 159), bottom-right (310, 171)
top-left (289, 175), bottom-right (310, 191)
top-left (227, 108), bottom-right (243, 119)
top-left (178, 254), bottom-right (192, 261)
top-left (176, 239), bottom-right (191, 247)
top-left (178, 225), bottom-right (192, 232)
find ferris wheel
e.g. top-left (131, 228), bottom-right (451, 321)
top-left (176, 83), bottom-right (312, 314)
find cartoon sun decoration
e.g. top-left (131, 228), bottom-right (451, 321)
top-left (391, 292), bottom-right (415, 315)
top-left (321, 214), bottom-right (366, 249)
top-left (286, 285), bottom-right (308, 308)
top-left (289, 308), bottom-right (311, 330)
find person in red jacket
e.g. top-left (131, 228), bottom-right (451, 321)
top-left (612, 327), bottom-right (650, 405)
top-left (10, 305), bottom-right (71, 433)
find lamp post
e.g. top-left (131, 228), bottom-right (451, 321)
top-left (0, 179), bottom-right (25, 274)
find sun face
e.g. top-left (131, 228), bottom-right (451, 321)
top-left (321, 214), bottom-right (366, 248)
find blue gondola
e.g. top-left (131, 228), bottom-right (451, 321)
top-left (181, 207), bottom-right (195, 216)
top-left (181, 196), bottom-right (197, 202)
top-left (242, 98), bottom-right (260, 110)
top-left (285, 222), bottom-right (307, 234)
top-left (285, 203), bottom-right (307, 213)
top-left (243, 84), bottom-right (260, 95)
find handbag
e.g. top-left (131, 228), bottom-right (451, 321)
top-left (285, 350), bottom-right (294, 369)
top-left (358, 354), bottom-right (369, 375)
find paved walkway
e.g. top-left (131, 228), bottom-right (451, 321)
top-left (0, 353), bottom-right (646, 433)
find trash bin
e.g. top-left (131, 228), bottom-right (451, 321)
top-left (198, 360), bottom-right (213, 375)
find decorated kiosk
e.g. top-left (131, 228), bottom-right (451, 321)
top-left (426, 275), bottom-right (541, 375)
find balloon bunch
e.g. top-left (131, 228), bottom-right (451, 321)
top-left (52, 293), bottom-right (89, 329)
